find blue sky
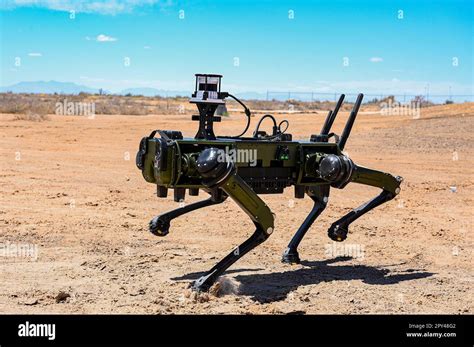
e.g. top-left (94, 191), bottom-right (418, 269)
top-left (0, 0), bottom-right (472, 95)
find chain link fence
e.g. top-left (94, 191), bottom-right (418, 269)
top-left (265, 91), bottom-right (473, 104)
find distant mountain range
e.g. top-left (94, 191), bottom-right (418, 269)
top-left (120, 87), bottom-right (188, 97)
top-left (0, 81), bottom-right (268, 100)
top-left (0, 81), bottom-right (101, 94)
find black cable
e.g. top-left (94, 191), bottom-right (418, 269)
top-left (278, 120), bottom-right (289, 134)
top-left (216, 93), bottom-right (290, 140)
top-left (265, 119), bottom-right (289, 140)
top-left (253, 114), bottom-right (277, 137)
top-left (218, 93), bottom-right (251, 138)
top-left (227, 93), bottom-right (248, 112)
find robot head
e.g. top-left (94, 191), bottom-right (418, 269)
top-left (190, 74), bottom-right (225, 104)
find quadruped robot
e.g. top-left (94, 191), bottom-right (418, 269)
top-left (136, 74), bottom-right (402, 291)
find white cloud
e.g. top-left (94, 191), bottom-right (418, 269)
top-left (369, 57), bottom-right (384, 63)
top-left (144, 45), bottom-right (151, 49)
top-left (1, 0), bottom-right (165, 15)
top-left (28, 52), bottom-right (42, 57)
top-left (96, 34), bottom-right (117, 42)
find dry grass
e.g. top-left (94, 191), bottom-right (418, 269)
top-left (0, 92), bottom-right (370, 116)
top-left (0, 92), bottom-right (457, 118)
top-left (0, 93), bottom-right (188, 116)
top-left (12, 112), bottom-right (50, 122)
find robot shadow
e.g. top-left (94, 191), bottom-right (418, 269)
top-left (173, 256), bottom-right (433, 303)
top-left (234, 256), bottom-right (434, 303)
top-left (172, 268), bottom-right (265, 281)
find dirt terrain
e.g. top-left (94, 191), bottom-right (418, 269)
top-left (0, 103), bottom-right (473, 314)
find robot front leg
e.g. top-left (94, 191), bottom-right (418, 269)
top-left (327, 165), bottom-right (402, 241)
top-left (282, 185), bottom-right (330, 264)
top-left (192, 148), bottom-right (275, 292)
top-left (327, 190), bottom-right (394, 241)
top-left (192, 221), bottom-right (271, 292)
top-left (149, 188), bottom-right (227, 236)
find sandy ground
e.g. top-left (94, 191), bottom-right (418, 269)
top-left (0, 103), bottom-right (473, 314)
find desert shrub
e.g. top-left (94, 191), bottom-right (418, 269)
top-left (367, 98), bottom-right (380, 104)
top-left (1, 93), bottom-right (52, 120)
top-left (13, 111), bottom-right (50, 122)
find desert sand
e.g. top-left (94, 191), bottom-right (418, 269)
top-left (0, 103), bottom-right (473, 314)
